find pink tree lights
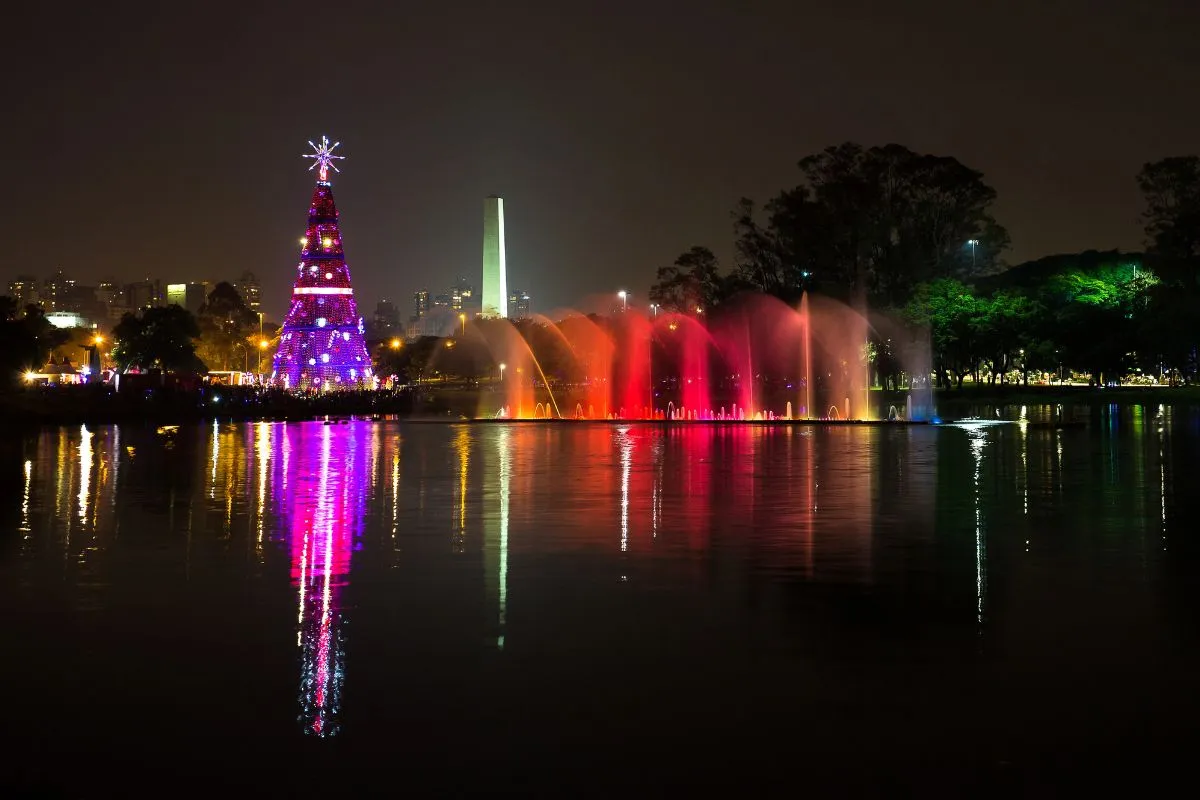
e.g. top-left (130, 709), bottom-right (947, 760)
top-left (272, 136), bottom-right (372, 390)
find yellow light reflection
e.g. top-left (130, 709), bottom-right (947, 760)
top-left (210, 418), bottom-right (220, 499)
top-left (256, 422), bottom-right (271, 548)
top-left (20, 459), bottom-right (32, 534)
top-left (454, 427), bottom-right (470, 553)
top-left (55, 430), bottom-right (70, 525)
top-left (390, 446), bottom-right (400, 539)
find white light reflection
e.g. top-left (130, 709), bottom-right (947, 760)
top-left (1018, 406), bottom-right (1028, 517)
top-left (297, 530), bottom-right (308, 646)
top-left (77, 424), bottom-right (93, 522)
top-left (315, 425), bottom-right (334, 726)
top-left (109, 426), bottom-right (120, 518)
top-left (618, 426), bottom-right (632, 552)
top-left (968, 430), bottom-right (988, 625)
top-left (651, 439), bottom-right (663, 539)
top-left (20, 459), bottom-right (32, 534)
top-left (497, 427), bottom-right (510, 650)
top-left (1159, 405), bottom-right (1167, 551)
top-left (370, 424), bottom-right (381, 493)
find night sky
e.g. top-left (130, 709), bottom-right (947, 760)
top-left (6, 0), bottom-right (1199, 321)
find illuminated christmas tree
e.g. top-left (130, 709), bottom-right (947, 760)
top-left (272, 136), bottom-right (372, 390)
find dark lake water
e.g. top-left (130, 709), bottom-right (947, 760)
top-left (3, 406), bottom-right (1199, 793)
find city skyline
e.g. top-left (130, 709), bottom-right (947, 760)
top-left (5, 1), bottom-right (1200, 321)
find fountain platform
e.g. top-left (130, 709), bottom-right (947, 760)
top-left (462, 417), bottom-right (931, 425)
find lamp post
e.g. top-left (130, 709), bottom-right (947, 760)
top-left (968, 239), bottom-right (979, 271)
top-left (258, 338), bottom-right (269, 374)
top-left (499, 362), bottom-right (506, 382)
top-left (650, 303), bottom-right (658, 317)
top-left (618, 290), bottom-right (627, 311)
top-left (459, 313), bottom-right (466, 336)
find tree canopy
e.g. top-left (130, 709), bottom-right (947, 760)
top-left (1138, 156), bottom-right (1200, 264)
top-left (651, 141), bottom-right (1009, 309)
top-left (0, 299), bottom-right (67, 387)
top-left (111, 305), bottom-right (205, 373)
top-left (195, 282), bottom-right (260, 371)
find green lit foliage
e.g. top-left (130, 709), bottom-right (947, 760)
top-left (1039, 261), bottom-right (1159, 384)
top-left (907, 252), bottom-right (1192, 387)
top-left (903, 279), bottom-right (982, 388)
top-left (974, 292), bottom-right (1041, 385)
top-left (111, 305), bottom-right (204, 373)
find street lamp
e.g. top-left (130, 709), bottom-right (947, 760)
top-left (390, 338), bottom-right (402, 350)
top-left (650, 303), bottom-right (658, 317)
top-left (258, 338), bottom-right (269, 373)
top-left (618, 290), bottom-right (627, 311)
top-left (459, 313), bottom-right (466, 336)
top-left (499, 362), bottom-right (506, 382)
top-left (233, 341), bottom-right (249, 372)
top-left (967, 239), bottom-right (980, 271)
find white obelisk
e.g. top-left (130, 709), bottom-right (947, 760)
top-left (482, 196), bottom-right (508, 318)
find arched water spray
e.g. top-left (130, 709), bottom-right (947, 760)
top-left (475, 318), bottom-right (562, 419)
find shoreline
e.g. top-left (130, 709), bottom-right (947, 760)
top-left (1, 382), bottom-right (1196, 428)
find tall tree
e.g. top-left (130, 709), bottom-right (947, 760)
top-left (111, 305), bottom-right (204, 372)
top-left (0, 299), bottom-right (67, 386)
top-left (649, 246), bottom-right (727, 313)
top-left (195, 282), bottom-right (259, 371)
top-left (737, 142), bottom-right (1009, 306)
top-left (1138, 156), bottom-right (1200, 262)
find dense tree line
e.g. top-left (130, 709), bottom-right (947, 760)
top-left (0, 282), bottom-right (272, 378)
top-left (0, 298), bottom-right (67, 388)
top-left (650, 143), bottom-right (1200, 387)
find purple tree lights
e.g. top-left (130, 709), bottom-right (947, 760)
top-left (272, 137), bottom-right (372, 390)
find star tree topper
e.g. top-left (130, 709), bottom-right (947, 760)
top-left (304, 135), bottom-right (345, 182)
